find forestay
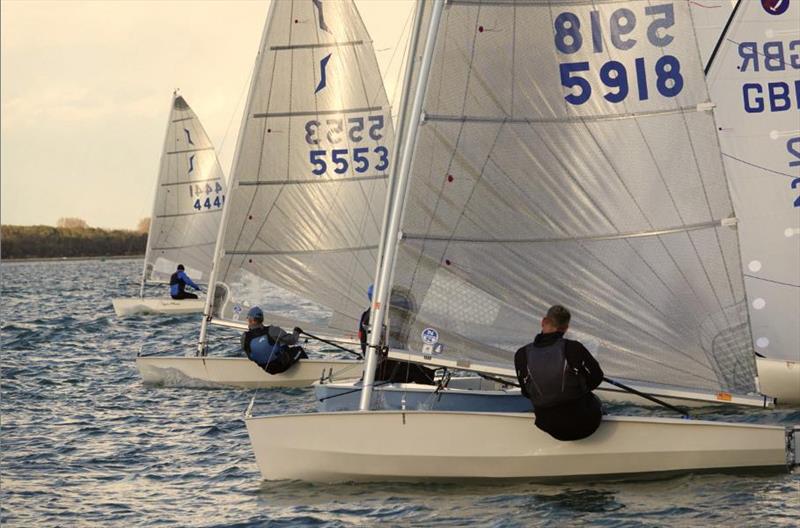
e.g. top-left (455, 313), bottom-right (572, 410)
top-left (706, 0), bottom-right (800, 363)
top-left (209, 0), bottom-right (393, 335)
top-left (142, 93), bottom-right (226, 285)
top-left (387, 0), bottom-right (757, 394)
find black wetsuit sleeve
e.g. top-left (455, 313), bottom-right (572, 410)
top-left (241, 331), bottom-right (250, 354)
top-left (268, 325), bottom-right (299, 346)
top-left (566, 342), bottom-right (604, 390)
top-left (514, 347), bottom-right (530, 398)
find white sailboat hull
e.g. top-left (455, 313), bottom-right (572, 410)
top-left (245, 411), bottom-right (788, 482)
top-left (112, 297), bottom-right (205, 317)
top-left (136, 356), bottom-right (362, 388)
top-left (757, 357), bottom-right (800, 406)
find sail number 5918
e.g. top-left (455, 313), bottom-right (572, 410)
top-left (555, 3), bottom-right (684, 105)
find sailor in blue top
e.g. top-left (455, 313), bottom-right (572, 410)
top-left (241, 306), bottom-right (308, 374)
top-left (169, 264), bottom-right (201, 300)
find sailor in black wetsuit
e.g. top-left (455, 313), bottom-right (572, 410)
top-left (170, 264), bottom-right (201, 300)
top-left (241, 306), bottom-right (308, 374)
top-left (358, 284), bottom-right (435, 385)
top-left (514, 305), bottom-right (604, 441)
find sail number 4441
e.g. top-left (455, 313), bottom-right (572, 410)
top-left (555, 3), bottom-right (683, 105)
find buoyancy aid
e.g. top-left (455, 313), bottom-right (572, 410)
top-left (524, 338), bottom-right (589, 409)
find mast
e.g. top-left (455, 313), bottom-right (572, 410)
top-left (139, 91), bottom-right (177, 299)
top-left (359, 0), bottom-right (446, 411)
top-left (367, 0), bottom-right (427, 313)
top-left (196, 4), bottom-right (274, 356)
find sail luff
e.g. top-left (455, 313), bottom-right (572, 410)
top-left (197, 2), bottom-right (275, 355)
top-left (139, 92), bottom-right (179, 298)
top-left (360, 0), bottom-right (446, 411)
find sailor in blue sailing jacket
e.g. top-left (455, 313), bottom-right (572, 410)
top-left (241, 306), bottom-right (308, 374)
top-left (514, 305), bottom-right (604, 441)
top-left (170, 264), bottom-right (201, 300)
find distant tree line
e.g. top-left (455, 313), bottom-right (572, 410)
top-left (1, 219), bottom-right (150, 259)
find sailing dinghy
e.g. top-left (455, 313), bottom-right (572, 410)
top-left (138, 0), bottom-right (397, 388)
top-left (706, 0), bottom-right (800, 405)
top-left (246, 0), bottom-right (797, 481)
top-left (113, 93), bottom-right (226, 317)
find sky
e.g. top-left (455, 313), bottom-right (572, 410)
top-left (0, 0), bottom-right (414, 229)
top-left (1, 0), bottom-right (734, 230)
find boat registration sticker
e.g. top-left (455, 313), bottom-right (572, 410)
top-left (421, 328), bottom-right (439, 345)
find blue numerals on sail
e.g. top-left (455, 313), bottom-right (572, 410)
top-left (188, 181), bottom-right (225, 211)
top-left (305, 114), bottom-right (389, 176)
top-left (789, 137), bottom-right (800, 207)
top-left (555, 3), bottom-right (683, 105)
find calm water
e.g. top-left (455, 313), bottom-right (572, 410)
top-left (1, 259), bottom-right (798, 527)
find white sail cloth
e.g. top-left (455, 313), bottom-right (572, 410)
top-left (707, 0), bottom-right (800, 363)
top-left (209, 0), bottom-right (394, 334)
top-left (143, 94), bottom-right (226, 284)
top-left (386, 0), bottom-right (756, 394)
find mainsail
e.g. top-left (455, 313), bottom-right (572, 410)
top-left (141, 93), bottom-right (226, 287)
top-left (206, 0), bottom-right (394, 335)
top-left (706, 0), bottom-right (800, 363)
top-left (382, 0), bottom-right (757, 394)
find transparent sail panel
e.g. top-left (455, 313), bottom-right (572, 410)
top-left (144, 94), bottom-right (227, 283)
top-left (391, 0), bottom-right (756, 393)
top-left (212, 0), bottom-right (393, 334)
top-left (707, 0), bottom-right (800, 363)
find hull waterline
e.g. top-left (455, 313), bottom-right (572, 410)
top-left (112, 297), bottom-right (204, 317)
top-left (136, 356), bottom-right (363, 388)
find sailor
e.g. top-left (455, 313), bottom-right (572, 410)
top-left (359, 284), bottom-right (436, 385)
top-left (241, 306), bottom-right (308, 374)
top-left (514, 305), bottom-right (604, 441)
top-left (170, 264), bottom-right (201, 300)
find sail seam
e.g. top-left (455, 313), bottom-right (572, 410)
top-left (171, 117), bottom-right (194, 123)
top-left (162, 177), bottom-right (223, 187)
top-left (744, 274), bottom-right (800, 289)
top-left (270, 40), bottom-right (363, 51)
top-left (253, 106), bottom-right (383, 118)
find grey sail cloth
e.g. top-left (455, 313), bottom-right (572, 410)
top-left (386, 0), bottom-right (757, 394)
top-left (707, 0), bottom-right (800, 363)
top-left (143, 94), bottom-right (227, 284)
top-left (210, 0), bottom-right (394, 335)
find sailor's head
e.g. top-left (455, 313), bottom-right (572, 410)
top-left (542, 305), bottom-right (570, 334)
top-left (247, 306), bottom-right (264, 329)
top-left (367, 284), bottom-right (374, 301)
top-left (177, 264), bottom-right (185, 271)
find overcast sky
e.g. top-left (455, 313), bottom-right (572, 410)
top-left (1, 0), bottom-right (732, 229)
top-left (0, 0), bottom-right (413, 229)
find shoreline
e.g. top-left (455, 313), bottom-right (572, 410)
top-left (1, 254), bottom-right (144, 264)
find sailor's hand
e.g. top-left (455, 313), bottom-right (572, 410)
top-left (293, 326), bottom-right (303, 334)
